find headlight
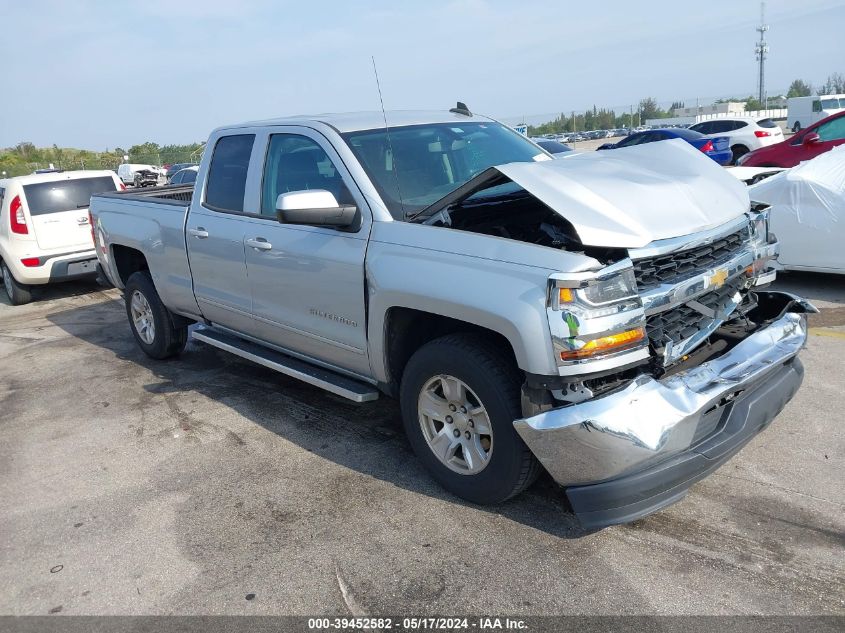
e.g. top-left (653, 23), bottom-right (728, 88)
top-left (552, 266), bottom-right (639, 315)
top-left (745, 205), bottom-right (778, 284)
top-left (748, 206), bottom-right (770, 243)
top-left (548, 262), bottom-right (648, 370)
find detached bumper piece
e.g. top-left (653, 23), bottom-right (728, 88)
top-left (514, 298), bottom-right (809, 529)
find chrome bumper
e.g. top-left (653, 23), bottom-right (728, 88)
top-left (514, 309), bottom-right (808, 488)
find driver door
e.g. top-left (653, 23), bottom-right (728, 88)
top-left (239, 128), bottom-right (373, 377)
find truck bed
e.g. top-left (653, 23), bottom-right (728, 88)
top-left (97, 184), bottom-right (194, 205)
top-left (90, 183), bottom-right (199, 318)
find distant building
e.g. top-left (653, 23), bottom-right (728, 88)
top-left (673, 102), bottom-right (747, 117)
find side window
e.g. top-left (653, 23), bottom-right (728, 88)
top-left (617, 133), bottom-right (645, 147)
top-left (171, 172), bottom-right (182, 185)
top-left (183, 170), bottom-right (198, 184)
top-left (261, 134), bottom-right (352, 217)
top-left (816, 116), bottom-right (845, 142)
top-left (0, 187), bottom-right (4, 210)
top-left (812, 100), bottom-right (822, 113)
top-left (205, 134), bottom-right (255, 213)
top-left (689, 123), bottom-right (707, 134)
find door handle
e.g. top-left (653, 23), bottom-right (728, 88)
top-left (246, 237), bottom-right (272, 251)
top-left (188, 227), bottom-right (209, 239)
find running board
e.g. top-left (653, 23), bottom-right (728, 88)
top-left (192, 327), bottom-right (379, 403)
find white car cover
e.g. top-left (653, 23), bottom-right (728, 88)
top-left (749, 146), bottom-right (845, 273)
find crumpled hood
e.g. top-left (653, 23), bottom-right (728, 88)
top-left (496, 139), bottom-right (750, 248)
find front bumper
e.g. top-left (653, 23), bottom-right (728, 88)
top-left (514, 304), bottom-right (809, 529)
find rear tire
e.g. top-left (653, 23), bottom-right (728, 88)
top-left (1, 261), bottom-right (33, 305)
top-left (124, 271), bottom-right (188, 359)
top-left (731, 145), bottom-right (750, 165)
top-left (793, 122), bottom-right (801, 133)
top-left (399, 333), bottom-right (541, 505)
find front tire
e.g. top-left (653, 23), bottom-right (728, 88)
top-left (124, 271), bottom-right (187, 359)
top-left (793, 122), bottom-right (801, 133)
top-left (1, 261), bottom-right (33, 305)
top-left (399, 334), bottom-right (541, 504)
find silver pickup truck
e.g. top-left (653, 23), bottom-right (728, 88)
top-left (90, 108), bottom-right (814, 528)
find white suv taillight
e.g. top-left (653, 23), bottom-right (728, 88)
top-left (9, 195), bottom-right (28, 235)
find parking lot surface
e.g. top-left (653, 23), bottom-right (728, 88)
top-left (0, 273), bottom-right (843, 616)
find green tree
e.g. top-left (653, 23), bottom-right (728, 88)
top-left (787, 79), bottom-right (813, 97)
top-left (818, 73), bottom-right (845, 95)
top-left (744, 96), bottom-right (765, 111)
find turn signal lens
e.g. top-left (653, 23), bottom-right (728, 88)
top-left (558, 288), bottom-right (574, 303)
top-left (560, 327), bottom-right (646, 361)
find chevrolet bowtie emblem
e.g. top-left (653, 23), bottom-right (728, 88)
top-left (709, 269), bottom-right (728, 288)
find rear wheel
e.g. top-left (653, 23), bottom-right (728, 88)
top-left (731, 145), bottom-right (750, 165)
top-left (1, 261), bottom-right (32, 305)
top-left (399, 334), bottom-right (541, 504)
top-left (124, 271), bottom-right (187, 359)
top-left (793, 122), bottom-right (801, 133)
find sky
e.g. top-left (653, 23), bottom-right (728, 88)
top-left (1, 0), bottom-right (843, 150)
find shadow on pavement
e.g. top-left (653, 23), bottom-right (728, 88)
top-left (46, 295), bottom-right (592, 540)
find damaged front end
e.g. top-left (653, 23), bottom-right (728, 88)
top-left (415, 143), bottom-right (815, 527)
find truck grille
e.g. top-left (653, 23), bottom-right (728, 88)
top-left (633, 228), bottom-right (747, 291)
top-left (645, 275), bottom-right (744, 355)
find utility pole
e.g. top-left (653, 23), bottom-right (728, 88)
top-left (755, 2), bottom-right (769, 108)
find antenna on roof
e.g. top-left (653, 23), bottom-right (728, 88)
top-left (450, 102), bottom-right (472, 116)
top-left (371, 56), bottom-right (406, 218)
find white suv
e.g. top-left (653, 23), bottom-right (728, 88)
top-left (689, 117), bottom-right (784, 164)
top-left (0, 170), bottom-right (122, 304)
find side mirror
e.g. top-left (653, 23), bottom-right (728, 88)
top-left (802, 132), bottom-right (821, 146)
top-left (276, 190), bottom-right (357, 228)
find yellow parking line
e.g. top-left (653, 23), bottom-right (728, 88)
top-left (809, 327), bottom-right (845, 340)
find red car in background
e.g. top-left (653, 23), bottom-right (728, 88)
top-left (738, 110), bottom-right (845, 167)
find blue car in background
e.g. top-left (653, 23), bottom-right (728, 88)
top-left (597, 128), bottom-right (733, 165)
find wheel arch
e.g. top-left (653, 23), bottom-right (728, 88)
top-left (111, 244), bottom-right (149, 286)
top-left (379, 307), bottom-right (522, 397)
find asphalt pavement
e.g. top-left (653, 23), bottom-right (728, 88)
top-left (0, 272), bottom-right (842, 616)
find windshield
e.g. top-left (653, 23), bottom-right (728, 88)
top-left (341, 122), bottom-right (545, 218)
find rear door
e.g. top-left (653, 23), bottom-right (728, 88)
top-left (22, 176), bottom-right (118, 251)
top-left (185, 133), bottom-right (257, 333)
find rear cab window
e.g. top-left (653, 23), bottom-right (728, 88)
top-left (756, 118), bottom-right (777, 128)
top-left (204, 134), bottom-right (256, 213)
top-left (22, 176), bottom-right (117, 215)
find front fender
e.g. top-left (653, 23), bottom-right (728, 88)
top-left (365, 223), bottom-right (601, 382)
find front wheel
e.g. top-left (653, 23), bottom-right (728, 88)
top-left (399, 334), bottom-right (541, 504)
top-left (1, 261), bottom-right (32, 305)
top-left (793, 122), bottom-right (801, 133)
top-left (124, 271), bottom-right (187, 359)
